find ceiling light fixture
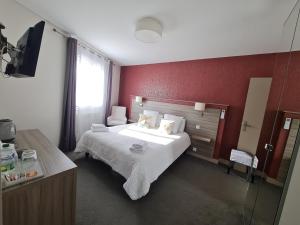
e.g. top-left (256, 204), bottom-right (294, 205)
top-left (135, 17), bottom-right (163, 43)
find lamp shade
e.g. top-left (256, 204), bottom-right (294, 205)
top-left (194, 102), bottom-right (206, 111)
top-left (135, 96), bottom-right (143, 103)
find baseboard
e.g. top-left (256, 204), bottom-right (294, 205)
top-left (187, 151), bottom-right (219, 164)
top-left (218, 158), bottom-right (230, 166)
top-left (265, 176), bottom-right (284, 187)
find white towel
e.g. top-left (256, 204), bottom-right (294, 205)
top-left (230, 149), bottom-right (258, 168)
top-left (91, 127), bottom-right (109, 132)
top-left (129, 142), bottom-right (146, 153)
top-left (91, 124), bottom-right (106, 129)
top-left (130, 146), bottom-right (144, 153)
top-left (91, 124), bottom-right (108, 132)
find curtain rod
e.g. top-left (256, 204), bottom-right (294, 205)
top-left (53, 28), bottom-right (68, 38)
top-left (52, 28), bottom-right (115, 63)
top-left (78, 42), bottom-right (109, 61)
top-left (15, 1), bottom-right (117, 65)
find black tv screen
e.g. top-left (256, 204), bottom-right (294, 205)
top-left (5, 21), bottom-right (45, 77)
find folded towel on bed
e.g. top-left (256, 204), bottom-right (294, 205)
top-left (129, 143), bottom-right (146, 153)
top-left (91, 124), bottom-right (108, 132)
top-left (92, 123), bottom-right (106, 128)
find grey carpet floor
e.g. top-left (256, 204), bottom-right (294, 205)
top-left (74, 154), bottom-right (251, 225)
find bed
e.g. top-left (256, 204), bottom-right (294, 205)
top-left (75, 123), bottom-right (191, 200)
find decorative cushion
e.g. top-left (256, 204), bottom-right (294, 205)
top-left (159, 119), bottom-right (175, 135)
top-left (143, 110), bottom-right (159, 128)
top-left (137, 114), bottom-right (153, 128)
top-left (164, 114), bottom-right (183, 134)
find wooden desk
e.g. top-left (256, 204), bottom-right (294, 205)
top-left (2, 129), bottom-right (77, 225)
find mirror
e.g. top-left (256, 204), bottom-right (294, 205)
top-left (245, 1), bottom-right (300, 225)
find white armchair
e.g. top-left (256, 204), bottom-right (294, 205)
top-left (107, 106), bottom-right (127, 126)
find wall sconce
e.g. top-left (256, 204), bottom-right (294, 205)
top-left (194, 102), bottom-right (206, 116)
top-left (135, 96), bottom-right (143, 106)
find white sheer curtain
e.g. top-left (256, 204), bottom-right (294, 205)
top-left (76, 45), bottom-right (109, 140)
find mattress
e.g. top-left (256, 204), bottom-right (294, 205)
top-left (75, 124), bottom-right (191, 200)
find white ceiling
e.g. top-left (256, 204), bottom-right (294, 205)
top-left (17, 0), bottom-right (297, 65)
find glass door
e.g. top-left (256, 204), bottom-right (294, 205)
top-left (246, 1), bottom-right (300, 224)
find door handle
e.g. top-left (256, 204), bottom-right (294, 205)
top-left (265, 143), bottom-right (274, 152)
top-left (242, 121), bottom-right (253, 131)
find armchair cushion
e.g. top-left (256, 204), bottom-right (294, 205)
top-left (107, 106), bottom-right (127, 126)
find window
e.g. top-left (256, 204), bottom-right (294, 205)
top-left (75, 45), bottom-right (109, 139)
top-left (76, 49), bottom-right (105, 108)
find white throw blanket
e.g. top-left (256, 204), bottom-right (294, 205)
top-left (75, 124), bottom-right (191, 200)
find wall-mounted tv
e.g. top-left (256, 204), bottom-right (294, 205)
top-left (4, 21), bottom-right (45, 77)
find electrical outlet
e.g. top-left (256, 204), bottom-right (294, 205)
top-left (192, 147), bottom-right (197, 152)
top-left (196, 124), bottom-right (201, 129)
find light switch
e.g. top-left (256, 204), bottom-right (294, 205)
top-left (284, 118), bottom-right (292, 130)
top-left (220, 109), bottom-right (226, 119)
top-left (196, 124), bottom-right (201, 129)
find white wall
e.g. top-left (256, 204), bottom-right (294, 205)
top-left (279, 143), bottom-right (300, 225)
top-left (0, 0), bottom-right (66, 145)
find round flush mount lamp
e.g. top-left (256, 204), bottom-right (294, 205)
top-left (135, 17), bottom-right (163, 43)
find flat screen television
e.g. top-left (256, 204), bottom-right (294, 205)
top-left (5, 21), bottom-right (45, 77)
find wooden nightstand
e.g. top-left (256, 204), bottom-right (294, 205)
top-left (191, 135), bottom-right (212, 143)
top-left (188, 134), bottom-right (218, 164)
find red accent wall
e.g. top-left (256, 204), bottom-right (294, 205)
top-left (119, 54), bottom-right (276, 160)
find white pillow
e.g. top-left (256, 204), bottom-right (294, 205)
top-left (156, 114), bottom-right (164, 127)
top-left (178, 118), bottom-right (186, 133)
top-left (143, 110), bottom-right (159, 128)
top-left (159, 119), bottom-right (175, 135)
top-left (164, 114), bottom-right (183, 134)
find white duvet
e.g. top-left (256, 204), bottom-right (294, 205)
top-left (75, 124), bottom-right (191, 200)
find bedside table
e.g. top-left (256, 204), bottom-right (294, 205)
top-left (127, 119), bottom-right (137, 124)
top-left (188, 134), bottom-right (215, 159)
top-left (191, 135), bottom-right (212, 143)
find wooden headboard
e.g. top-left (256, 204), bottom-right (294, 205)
top-left (130, 97), bottom-right (223, 159)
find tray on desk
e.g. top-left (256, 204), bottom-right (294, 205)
top-left (1, 159), bottom-right (44, 189)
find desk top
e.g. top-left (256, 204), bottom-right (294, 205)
top-left (3, 129), bottom-right (77, 193)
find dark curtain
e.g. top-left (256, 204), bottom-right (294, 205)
top-left (105, 61), bottom-right (113, 125)
top-left (59, 37), bottom-right (77, 152)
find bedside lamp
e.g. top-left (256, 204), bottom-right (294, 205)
top-left (194, 102), bottom-right (205, 116)
top-left (135, 96), bottom-right (143, 106)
